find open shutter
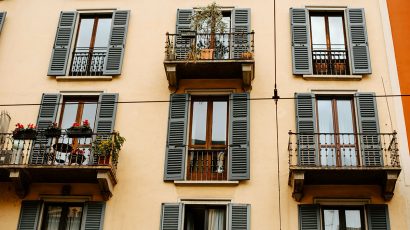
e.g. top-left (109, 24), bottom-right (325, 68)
top-left (95, 93), bottom-right (118, 134)
top-left (175, 9), bottom-right (193, 60)
top-left (355, 93), bottom-right (382, 166)
top-left (81, 202), bottom-right (106, 230)
top-left (295, 93), bottom-right (317, 166)
top-left (48, 11), bottom-right (77, 76)
top-left (160, 203), bottom-right (183, 230)
top-left (17, 200), bottom-right (42, 230)
top-left (346, 8), bottom-right (371, 74)
top-left (103, 10), bottom-right (130, 75)
top-left (366, 204), bottom-right (390, 230)
top-left (232, 8), bottom-right (251, 59)
top-left (298, 205), bottom-right (320, 230)
top-left (228, 204), bottom-right (250, 230)
top-left (229, 93), bottom-right (250, 180)
top-left (290, 8), bottom-right (312, 75)
top-left (30, 94), bottom-right (61, 164)
top-left (0, 12), bottom-right (6, 33)
top-left (164, 94), bottom-right (188, 181)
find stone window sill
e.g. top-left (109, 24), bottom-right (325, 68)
top-left (174, 181), bottom-right (239, 186)
top-left (302, 74), bottom-right (362, 80)
top-left (56, 76), bottom-right (113, 81)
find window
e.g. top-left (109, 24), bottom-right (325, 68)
top-left (59, 96), bottom-right (98, 131)
top-left (184, 205), bottom-right (226, 230)
top-left (322, 207), bottom-right (364, 230)
top-left (42, 203), bottom-right (84, 230)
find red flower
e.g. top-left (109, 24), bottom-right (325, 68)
top-left (15, 123), bottom-right (24, 129)
top-left (72, 122), bottom-right (80, 127)
top-left (83, 119), bottom-right (90, 127)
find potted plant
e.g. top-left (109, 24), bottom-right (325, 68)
top-left (66, 120), bottom-right (93, 138)
top-left (44, 122), bottom-right (62, 138)
top-left (12, 123), bottom-right (37, 140)
top-left (69, 148), bottom-right (86, 165)
top-left (92, 132), bottom-right (125, 165)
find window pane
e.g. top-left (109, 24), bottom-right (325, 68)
top-left (324, 209), bottom-right (340, 230)
top-left (345, 210), bottom-right (362, 229)
top-left (94, 18), bottom-right (112, 48)
top-left (311, 16), bottom-right (327, 50)
top-left (336, 100), bottom-right (357, 166)
top-left (211, 101), bottom-right (227, 146)
top-left (191, 101), bottom-right (208, 145)
top-left (61, 102), bottom-right (79, 129)
top-left (76, 19), bottom-right (95, 48)
top-left (66, 206), bottom-right (83, 230)
top-left (318, 100), bottom-right (336, 166)
top-left (44, 206), bottom-right (63, 230)
top-left (329, 16), bottom-right (345, 50)
top-left (81, 102), bottom-right (98, 130)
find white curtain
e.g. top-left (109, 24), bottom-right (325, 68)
top-left (207, 209), bottom-right (225, 230)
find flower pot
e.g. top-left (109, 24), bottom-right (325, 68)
top-left (200, 49), bottom-right (214, 59)
top-left (69, 154), bottom-right (86, 165)
top-left (12, 129), bottom-right (37, 140)
top-left (97, 154), bottom-right (111, 165)
top-left (241, 52), bottom-right (253, 60)
top-left (66, 128), bottom-right (93, 138)
top-left (44, 128), bottom-right (62, 138)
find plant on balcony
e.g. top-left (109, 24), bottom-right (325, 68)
top-left (12, 123), bottom-right (37, 140)
top-left (44, 122), bottom-right (62, 138)
top-left (66, 120), bottom-right (93, 138)
top-left (69, 148), bottom-right (86, 165)
top-left (92, 132), bottom-right (125, 164)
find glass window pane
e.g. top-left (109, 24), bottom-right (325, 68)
top-left (81, 102), bottom-right (98, 130)
top-left (211, 101), bottom-right (227, 146)
top-left (76, 19), bottom-right (95, 48)
top-left (191, 101), bottom-right (208, 145)
top-left (329, 17), bottom-right (345, 50)
top-left (44, 206), bottom-right (63, 230)
top-left (94, 18), bottom-right (112, 48)
top-left (324, 209), bottom-right (340, 230)
top-left (61, 102), bottom-right (79, 129)
top-left (317, 100), bottom-right (335, 136)
top-left (66, 206), bottom-right (83, 230)
top-left (345, 210), bottom-right (362, 229)
top-left (311, 16), bottom-right (327, 50)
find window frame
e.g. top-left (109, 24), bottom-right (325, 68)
top-left (58, 96), bottom-right (99, 130)
top-left (184, 203), bottom-right (228, 230)
top-left (41, 202), bottom-right (85, 230)
top-left (321, 205), bottom-right (365, 230)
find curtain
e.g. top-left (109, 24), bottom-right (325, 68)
top-left (208, 209), bottom-right (225, 230)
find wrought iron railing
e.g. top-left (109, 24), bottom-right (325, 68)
top-left (312, 50), bottom-right (349, 75)
top-left (288, 132), bottom-right (400, 168)
top-left (187, 149), bottom-right (227, 181)
top-left (70, 47), bottom-right (107, 76)
top-left (165, 31), bottom-right (255, 61)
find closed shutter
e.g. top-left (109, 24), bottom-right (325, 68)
top-left (298, 205), bottom-right (320, 230)
top-left (355, 93), bottom-right (382, 166)
top-left (295, 93), bottom-right (317, 166)
top-left (30, 94), bottom-right (61, 164)
top-left (175, 9), bottom-right (193, 60)
top-left (366, 204), bottom-right (390, 230)
top-left (95, 93), bottom-right (118, 134)
top-left (346, 8), bottom-right (371, 74)
top-left (229, 93), bottom-right (250, 180)
top-left (160, 203), bottom-right (183, 230)
top-left (164, 94), bottom-right (188, 181)
top-left (103, 10), bottom-right (130, 75)
top-left (48, 11), bottom-right (77, 76)
top-left (0, 12), bottom-right (6, 33)
top-left (290, 8), bottom-right (312, 75)
top-left (17, 200), bottom-right (42, 230)
top-left (232, 8), bottom-right (251, 59)
top-left (228, 204), bottom-right (250, 230)
top-left (81, 202), bottom-right (106, 230)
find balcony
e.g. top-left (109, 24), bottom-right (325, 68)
top-left (187, 149), bottom-right (227, 181)
top-left (69, 47), bottom-right (107, 76)
top-left (288, 132), bottom-right (401, 201)
top-left (312, 50), bottom-right (349, 75)
top-left (0, 132), bottom-right (120, 200)
top-left (163, 32), bottom-right (255, 91)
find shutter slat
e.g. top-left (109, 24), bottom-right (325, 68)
top-left (229, 204), bottom-right (250, 230)
top-left (0, 12), bottom-right (6, 33)
top-left (299, 205), bottom-right (320, 230)
top-left (291, 8), bottom-right (312, 75)
top-left (161, 203), bottom-right (182, 230)
top-left (81, 202), bottom-right (106, 230)
top-left (17, 201), bottom-right (42, 230)
top-left (95, 93), bottom-right (118, 134)
top-left (367, 205), bottom-right (390, 230)
top-left (175, 9), bottom-right (193, 60)
top-left (232, 8), bottom-right (251, 59)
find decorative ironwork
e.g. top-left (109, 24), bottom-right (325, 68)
top-left (312, 50), bottom-right (349, 75)
top-left (70, 47), bottom-right (107, 76)
top-left (187, 149), bottom-right (227, 181)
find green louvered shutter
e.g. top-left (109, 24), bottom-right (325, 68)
top-left (103, 10), bottom-right (130, 75)
top-left (232, 8), bottom-right (251, 59)
top-left (299, 205), bottom-right (320, 230)
top-left (17, 201), bottom-right (42, 230)
top-left (290, 8), bottom-right (312, 75)
top-left (175, 9), bottom-right (193, 60)
top-left (355, 93), bottom-right (382, 166)
top-left (346, 8), bottom-right (371, 74)
top-left (30, 94), bottom-right (61, 164)
top-left (95, 93), bottom-right (118, 134)
top-left (366, 204), bottom-right (390, 230)
top-left (0, 12), bottom-right (6, 33)
top-left (48, 11), bottom-right (77, 76)
top-left (81, 202), bottom-right (106, 230)
top-left (229, 93), bottom-right (250, 180)
top-left (160, 203), bottom-right (183, 230)
top-left (228, 204), bottom-right (250, 230)
top-left (295, 93), bottom-right (318, 166)
top-left (164, 94), bottom-right (188, 181)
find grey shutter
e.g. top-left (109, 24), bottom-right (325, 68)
top-left (103, 10), bottom-right (130, 75)
top-left (346, 8), bottom-right (371, 74)
top-left (30, 94), bottom-right (61, 164)
top-left (229, 93), bottom-right (250, 180)
top-left (232, 8), bottom-right (251, 59)
top-left (295, 93), bottom-right (317, 166)
top-left (175, 9), bottom-right (193, 60)
top-left (95, 93), bottom-right (118, 134)
top-left (298, 205), bottom-right (320, 230)
top-left (355, 93), bottom-right (382, 166)
top-left (48, 11), bottom-right (77, 76)
top-left (0, 12), bottom-right (6, 33)
top-left (228, 204), bottom-right (250, 230)
top-left (17, 200), bottom-right (42, 230)
top-left (290, 8), bottom-right (312, 75)
top-left (81, 202), bottom-right (106, 230)
top-left (160, 203), bottom-right (183, 230)
top-left (164, 94), bottom-right (188, 181)
top-left (366, 204), bottom-right (390, 230)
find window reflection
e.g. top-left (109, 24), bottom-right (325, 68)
top-left (191, 101), bottom-right (207, 145)
top-left (212, 101), bottom-right (227, 145)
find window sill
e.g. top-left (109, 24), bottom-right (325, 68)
top-left (174, 181), bottom-right (239, 186)
top-left (56, 76), bottom-right (113, 81)
top-left (302, 74), bottom-right (362, 80)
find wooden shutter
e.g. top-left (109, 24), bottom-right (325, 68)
top-left (366, 204), bottom-right (390, 230)
top-left (81, 202), bottom-right (106, 230)
top-left (346, 8), bottom-right (371, 74)
top-left (229, 93), bottom-right (250, 180)
top-left (17, 200), bottom-right (43, 230)
top-left (103, 10), bottom-right (130, 75)
top-left (164, 94), bottom-right (188, 181)
top-left (160, 203), bottom-right (183, 230)
top-left (48, 11), bottom-right (77, 76)
top-left (0, 12), bottom-right (6, 33)
top-left (298, 205), bottom-right (320, 230)
top-left (355, 93), bottom-right (382, 166)
top-left (175, 9), bottom-right (193, 60)
top-left (290, 8), bottom-right (312, 75)
top-left (95, 93), bottom-right (118, 134)
top-left (232, 8), bottom-right (251, 59)
top-left (228, 204), bottom-right (250, 230)
top-left (295, 93), bottom-right (317, 166)
top-left (30, 94), bottom-right (61, 164)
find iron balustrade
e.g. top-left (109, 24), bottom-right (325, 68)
top-left (187, 149), bottom-right (227, 181)
top-left (70, 47), bottom-right (107, 76)
top-left (288, 132), bottom-right (400, 168)
top-left (312, 50), bottom-right (349, 75)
